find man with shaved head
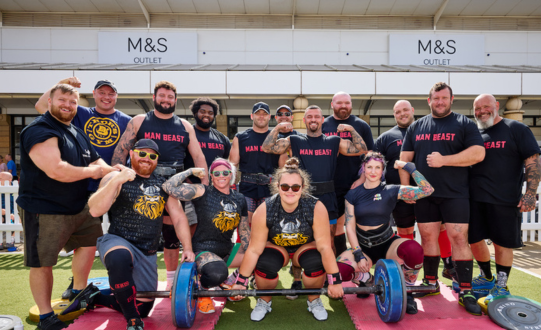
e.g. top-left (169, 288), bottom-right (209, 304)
top-left (322, 92), bottom-right (374, 257)
top-left (469, 94), bottom-right (540, 300)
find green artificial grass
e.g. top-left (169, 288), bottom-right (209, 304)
top-left (1, 253), bottom-right (541, 330)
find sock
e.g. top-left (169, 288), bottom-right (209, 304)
top-left (438, 230), bottom-right (452, 259)
top-left (40, 311), bottom-right (54, 320)
top-left (353, 272), bottom-right (371, 283)
top-left (105, 249), bottom-right (140, 321)
top-left (399, 233), bottom-right (414, 240)
top-left (495, 264), bottom-right (511, 288)
top-left (423, 255), bottom-right (440, 283)
top-left (477, 260), bottom-right (493, 280)
top-left (166, 270), bottom-right (175, 290)
top-left (454, 259), bottom-right (474, 291)
top-left (443, 256), bottom-right (454, 270)
top-left (333, 233), bottom-right (347, 256)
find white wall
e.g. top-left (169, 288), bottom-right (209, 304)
top-left (2, 27), bottom-right (541, 66)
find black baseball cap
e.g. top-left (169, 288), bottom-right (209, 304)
top-left (133, 139), bottom-right (160, 155)
top-left (252, 102), bottom-right (270, 114)
top-left (276, 105), bottom-right (292, 114)
top-left (94, 80), bottom-right (117, 93)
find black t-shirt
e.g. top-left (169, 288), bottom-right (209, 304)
top-left (17, 112), bottom-right (100, 214)
top-left (375, 125), bottom-right (413, 185)
top-left (191, 186), bottom-right (248, 258)
top-left (108, 173), bottom-right (168, 255)
top-left (290, 134), bottom-right (340, 219)
top-left (345, 183), bottom-right (400, 227)
top-left (136, 111), bottom-right (190, 165)
top-left (184, 126), bottom-right (231, 184)
top-left (471, 118), bottom-right (541, 205)
top-left (322, 116), bottom-right (374, 193)
top-left (236, 129), bottom-right (280, 199)
top-left (402, 112), bottom-right (484, 198)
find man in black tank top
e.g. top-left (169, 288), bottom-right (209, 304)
top-left (111, 81), bottom-right (208, 290)
top-left (275, 105), bottom-right (299, 139)
top-left (229, 102), bottom-right (280, 224)
top-left (262, 105), bottom-right (368, 249)
top-left (88, 139), bottom-right (194, 330)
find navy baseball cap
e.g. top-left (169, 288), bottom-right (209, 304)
top-left (276, 105), bottom-right (292, 114)
top-left (94, 80), bottom-right (117, 93)
top-left (252, 102), bottom-right (270, 114)
top-left (133, 139), bottom-right (160, 156)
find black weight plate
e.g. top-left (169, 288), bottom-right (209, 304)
top-left (488, 295), bottom-right (541, 330)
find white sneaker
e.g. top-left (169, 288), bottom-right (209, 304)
top-left (307, 298), bottom-right (328, 321)
top-left (251, 298), bottom-right (272, 322)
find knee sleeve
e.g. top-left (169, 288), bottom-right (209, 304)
top-left (397, 240), bottom-right (424, 270)
top-left (162, 224), bottom-right (180, 249)
top-left (337, 261), bottom-right (355, 281)
top-left (199, 261), bottom-right (228, 288)
top-left (298, 249), bottom-right (324, 278)
top-left (137, 300), bottom-right (155, 318)
top-left (255, 248), bottom-right (284, 280)
top-left (104, 249), bottom-right (134, 292)
top-left (334, 234), bottom-right (347, 256)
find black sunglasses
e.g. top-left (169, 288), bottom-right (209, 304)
top-left (212, 170), bottom-right (231, 177)
top-left (276, 112), bottom-right (292, 117)
top-left (280, 184), bottom-right (302, 192)
top-left (133, 149), bottom-right (158, 160)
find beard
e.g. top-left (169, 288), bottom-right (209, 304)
top-left (430, 104), bottom-right (452, 118)
top-left (131, 158), bottom-right (157, 176)
top-left (154, 100), bottom-right (176, 114)
top-left (306, 122), bottom-right (320, 133)
top-left (195, 115), bottom-right (213, 129)
top-left (50, 104), bottom-right (77, 123)
top-left (475, 113), bottom-right (496, 130)
top-left (333, 107), bottom-right (351, 120)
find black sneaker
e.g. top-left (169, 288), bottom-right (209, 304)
top-left (412, 279), bottom-right (440, 298)
top-left (286, 281), bottom-right (302, 300)
top-left (37, 314), bottom-right (68, 330)
top-left (459, 290), bottom-right (482, 316)
top-left (356, 274), bottom-right (374, 299)
top-left (442, 267), bottom-right (458, 282)
top-left (406, 294), bottom-right (418, 314)
top-left (60, 283), bottom-right (100, 315)
top-left (62, 277), bottom-right (74, 300)
top-left (126, 318), bottom-right (144, 330)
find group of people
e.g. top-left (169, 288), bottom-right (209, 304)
top-left (14, 76), bottom-right (540, 330)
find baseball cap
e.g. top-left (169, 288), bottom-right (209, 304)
top-left (276, 105), bottom-right (292, 114)
top-left (94, 80), bottom-right (117, 93)
top-left (133, 139), bottom-right (160, 155)
top-left (252, 102), bottom-right (270, 114)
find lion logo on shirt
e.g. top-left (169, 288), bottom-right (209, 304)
top-left (213, 200), bottom-right (240, 232)
top-left (84, 117), bottom-right (121, 148)
top-left (272, 219), bottom-right (308, 247)
top-left (133, 184), bottom-right (165, 220)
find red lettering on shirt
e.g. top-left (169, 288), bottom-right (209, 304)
top-left (397, 140), bottom-right (403, 147)
top-left (208, 143), bottom-right (224, 150)
top-left (245, 145), bottom-right (260, 152)
top-left (299, 149), bottom-right (314, 155)
top-left (416, 134), bottom-right (431, 141)
top-left (200, 142), bottom-right (207, 148)
top-left (143, 132), bottom-right (184, 142)
top-left (484, 141), bottom-right (506, 149)
top-left (324, 132), bottom-right (338, 136)
top-left (144, 132), bottom-right (161, 140)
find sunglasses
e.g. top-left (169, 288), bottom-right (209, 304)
top-left (280, 184), bottom-right (302, 192)
top-left (276, 112), bottom-right (292, 117)
top-left (212, 170), bottom-right (231, 177)
top-left (133, 149), bottom-right (158, 160)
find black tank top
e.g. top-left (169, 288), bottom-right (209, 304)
top-left (290, 134), bottom-right (340, 219)
top-left (136, 111), bottom-right (190, 165)
top-left (265, 194), bottom-right (317, 254)
top-left (236, 129), bottom-right (280, 199)
top-left (108, 173), bottom-right (168, 255)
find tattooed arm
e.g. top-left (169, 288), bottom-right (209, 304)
top-left (395, 161), bottom-right (434, 201)
top-left (519, 154), bottom-right (541, 212)
top-left (344, 201), bottom-right (371, 273)
top-left (111, 115), bottom-right (145, 165)
top-left (162, 168), bottom-right (206, 201)
top-left (261, 123), bottom-right (291, 154)
top-left (338, 124), bottom-right (367, 156)
top-left (238, 215), bottom-right (251, 251)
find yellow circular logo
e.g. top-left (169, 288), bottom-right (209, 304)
top-left (84, 117), bottom-right (121, 148)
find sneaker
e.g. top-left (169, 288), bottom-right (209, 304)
top-left (472, 275), bottom-right (495, 296)
top-left (286, 281), bottom-right (302, 300)
top-left (484, 284), bottom-right (510, 303)
top-left (198, 297), bottom-right (216, 314)
top-left (459, 290), bottom-right (482, 316)
top-left (442, 267), bottom-right (458, 282)
top-left (126, 318), bottom-right (144, 330)
top-left (355, 274), bottom-right (374, 299)
top-left (406, 294), bottom-right (418, 314)
top-left (307, 298), bottom-right (328, 321)
top-left (37, 314), bottom-right (68, 330)
top-left (62, 277), bottom-right (74, 300)
top-left (412, 279), bottom-right (440, 298)
top-left (60, 283), bottom-right (100, 315)
top-left (251, 298), bottom-right (272, 322)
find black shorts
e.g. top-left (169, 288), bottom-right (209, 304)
top-left (392, 201), bottom-right (416, 228)
top-left (357, 227), bottom-right (400, 264)
top-left (469, 201), bottom-right (522, 248)
top-left (414, 197), bottom-right (469, 224)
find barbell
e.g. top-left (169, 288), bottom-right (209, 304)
top-left (134, 259), bottom-right (437, 328)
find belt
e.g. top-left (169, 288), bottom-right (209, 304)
top-left (311, 181), bottom-right (335, 195)
top-left (241, 172), bottom-right (272, 185)
top-left (356, 224), bottom-right (394, 248)
top-left (154, 164), bottom-right (185, 178)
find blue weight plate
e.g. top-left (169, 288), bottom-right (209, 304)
top-left (374, 259), bottom-right (406, 323)
top-left (88, 277), bottom-right (111, 295)
top-left (171, 262), bottom-right (198, 328)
